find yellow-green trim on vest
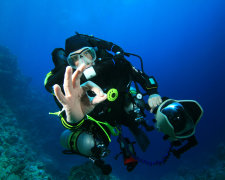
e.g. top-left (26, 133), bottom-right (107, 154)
top-left (49, 111), bottom-right (120, 143)
top-left (44, 71), bottom-right (55, 95)
top-left (44, 71), bottom-right (53, 86)
top-left (49, 110), bottom-right (85, 130)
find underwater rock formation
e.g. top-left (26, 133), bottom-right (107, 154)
top-left (0, 45), bottom-right (31, 98)
top-left (69, 161), bottom-right (119, 180)
top-left (160, 143), bottom-right (225, 180)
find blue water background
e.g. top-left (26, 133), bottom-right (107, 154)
top-left (1, 0), bottom-right (225, 179)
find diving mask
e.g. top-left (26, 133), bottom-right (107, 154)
top-left (67, 47), bottom-right (96, 69)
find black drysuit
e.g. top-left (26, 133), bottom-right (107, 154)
top-left (45, 52), bottom-right (159, 151)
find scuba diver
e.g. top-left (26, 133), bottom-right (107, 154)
top-left (44, 33), bottom-right (203, 174)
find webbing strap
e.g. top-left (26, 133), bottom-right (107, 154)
top-left (49, 111), bottom-right (120, 142)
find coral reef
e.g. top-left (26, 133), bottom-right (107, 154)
top-left (0, 95), bottom-right (52, 179)
top-left (0, 45), bottom-right (60, 179)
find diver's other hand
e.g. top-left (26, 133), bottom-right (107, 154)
top-left (54, 64), bottom-right (107, 123)
top-left (148, 94), bottom-right (162, 113)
